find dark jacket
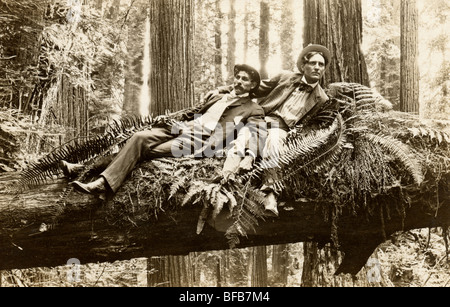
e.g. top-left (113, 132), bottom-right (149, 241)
top-left (219, 71), bottom-right (329, 128)
top-left (187, 93), bottom-right (267, 157)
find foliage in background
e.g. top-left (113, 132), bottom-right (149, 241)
top-left (0, 0), bottom-right (46, 111)
top-left (363, 0), bottom-right (401, 108)
top-left (417, 0), bottom-right (450, 120)
top-left (363, 0), bottom-right (450, 121)
top-left (0, 1), bottom-right (131, 165)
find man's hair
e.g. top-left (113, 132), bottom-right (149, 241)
top-left (300, 51), bottom-right (327, 66)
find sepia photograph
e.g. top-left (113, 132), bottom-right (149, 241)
top-left (0, 0), bottom-right (448, 291)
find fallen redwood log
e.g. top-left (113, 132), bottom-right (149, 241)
top-left (2, 83), bottom-right (449, 275)
top-left (0, 162), bottom-right (448, 275)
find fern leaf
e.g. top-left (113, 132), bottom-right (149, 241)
top-left (212, 191), bottom-right (228, 220)
top-left (247, 114), bottom-right (346, 191)
top-left (365, 133), bottom-right (424, 185)
top-left (181, 181), bottom-right (204, 206)
top-left (168, 175), bottom-right (187, 199)
top-left (196, 205), bottom-right (209, 235)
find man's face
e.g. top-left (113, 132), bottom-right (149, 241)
top-left (301, 54), bottom-right (326, 84)
top-left (233, 71), bottom-right (257, 95)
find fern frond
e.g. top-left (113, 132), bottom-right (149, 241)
top-left (222, 184), bottom-right (267, 248)
top-left (168, 175), bottom-right (188, 199)
top-left (212, 191), bottom-right (229, 220)
top-left (365, 133), bottom-right (424, 185)
top-left (181, 181), bottom-right (205, 206)
top-left (242, 114), bottom-right (346, 193)
top-left (17, 115), bottom-right (166, 189)
top-left (196, 205), bottom-right (209, 235)
top-left (407, 126), bottom-right (450, 145)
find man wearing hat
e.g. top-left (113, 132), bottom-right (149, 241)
top-left (255, 44), bottom-right (331, 214)
top-left (70, 64), bottom-right (267, 196)
top-left (210, 44), bottom-right (331, 215)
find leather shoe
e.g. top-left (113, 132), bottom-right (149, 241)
top-left (59, 160), bottom-right (84, 178)
top-left (71, 177), bottom-right (107, 195)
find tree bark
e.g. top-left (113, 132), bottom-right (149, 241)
top-left (258, 0), bottom-right (270, 79)
top-left (122, 1), bottom-right (146, 117)
top-left (149, 0), bottom-right (194, 114)
top-left (214, 0), bottom-right (223, 85)
top-left (303, 0), bottom-right (369, 87)
top-left (226, 0), bottom-right (236, 83)
top-left (251, 246), bottom-right (267, 287)
top-left (0, 167), bottom-right (448, 274)
top-left (399, 0), bottom-right (419, 114)
top-left (272, 244), bottom-right (289, 286)
top-left (243, 0), bottom-right (249, 63)
top-left (280, 0), bottom-right (295, 70)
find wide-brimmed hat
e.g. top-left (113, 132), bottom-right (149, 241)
top-left (296, 44), bottom-right (331, 71)
top-left (234, 64), bottom-right (261, 92)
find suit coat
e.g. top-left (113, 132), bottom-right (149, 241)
top-left (218, 71), bottom-right (329, 128)
top-left (102, 92), bottom-right (266, 193)
top-left (186, 93), bottom-right (266, 157)
top-left (254, 71), bottom-right (329, 128)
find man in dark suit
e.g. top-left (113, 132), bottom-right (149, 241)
top-left (71, 64), bottom-right (266, 195)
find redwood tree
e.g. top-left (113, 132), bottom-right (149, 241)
top-left (149, 0), bottom-right (195, 114)
top-left (301, 0), bottom-right (379, 287)
top-left (226, 0), bottom-right (236, 83)
top-left (303, 0), bottom-right (369, 87)
top-left (258, 0), bottom-right (270, 79)
top-left (399, 0), bottom-right (419, 114)
top-left (280, 0), bottom-right (295, 70)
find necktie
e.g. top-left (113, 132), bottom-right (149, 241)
top-left (196, 93), bottom-right (237, 133)
top-left (296, 82), bottom-right (314, 93)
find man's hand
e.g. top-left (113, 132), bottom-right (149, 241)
top-left (203, 89), bottom-right (219, 103)
top-left (238, 155), bottom-right (254, 171)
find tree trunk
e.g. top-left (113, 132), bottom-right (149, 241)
top-left (272, 244), bottom-right (289, 286)
top-left (226, 0), bottom-right (236, 83)
top-left (399, 0), bottom-right (419, 114)
top-left (147, 254), bottom-right (192, 287)
top-left (303, 0), bottom-right (369, 87)
top-left (214, 0), bottom-right (223, 85)
top-left (149, 0), bottom-right (194, 114)
top-left (258, 0), bottom-right (270, 79)
top-left (302, 0), bottom-right (377, 286)
top-left (243, 0), bottom-right (249, 63)
top-left (123, 1), bottom-right (147, 117)
top-left (251, 246), bottom-right (268, 287)
top-left (301, 242), bottom-right (387, 287)
top-left (280, 0), bottom-right (295, 70)
top-left (51, 74), bottom-right (89, 143)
